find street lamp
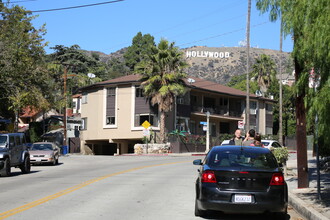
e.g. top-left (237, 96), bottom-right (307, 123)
top-left (205, 111), bottom-right (210, 153)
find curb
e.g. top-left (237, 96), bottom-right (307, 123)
top-left (288, 192), bottom-right (328, 220)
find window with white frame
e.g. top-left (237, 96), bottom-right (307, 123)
top-left (80, 118), bottom-right (87, 130)
top-left (107, 88), bottom-right (116, 97)
top-left (135, 87), bottom-right (144, 97)
top-left (177, 97), bottom-right (184, 105)
top-left (82, 93), bottom-right (88, 104)
top-left (250, 101), bottom-right (257, 114)
top-left (135, 114), bottom-right (158, 127)
top-left (106, 116), bottom-right (115, 125)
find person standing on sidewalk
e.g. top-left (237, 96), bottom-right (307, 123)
top-left (229, 129), bottom-right (244, 146)
top-left (242, 129), bottom-right (256, 146)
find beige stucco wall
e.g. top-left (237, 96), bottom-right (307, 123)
top-left (80, 86), bottom-right (159, 145)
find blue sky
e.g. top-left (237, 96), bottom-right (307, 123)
top-left (13, 0), bottom-right (293, 54)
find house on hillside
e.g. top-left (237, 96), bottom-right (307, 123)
top-left (19, 107), bottom-right (58, 132)
top-left (78, 75), bottom-right (275, 155)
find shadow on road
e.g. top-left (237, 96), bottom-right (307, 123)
top-left (199, 211), bottom-right (291, 220)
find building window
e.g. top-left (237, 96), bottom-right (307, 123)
top-left (219, 97), bottom-right (229, 106)
top-left (266, 103), bottom-right (273, 113)
top-left (82, 93), bottom-right (88, 104)
top-left (250, 101), bottom-right (257, 114)
top-left (189, 120), bottom-right (196, 134)
top-left (107, 88), bottom-right (116, 97)
top-left (106, 116), bottom-right (115, 125)
top-left (191, 95), bottom-right (197, 104)
top-left (80, 118), bottom-right (87, 130)
top-left (177, 97), bottom-right (184, 105)
top-left (136, 87), bottom-right (144, 97)
top-left (135, 114), bottom-right (158, 127)
top-left (211, 123), bottom-right (216, 137)
top-left (176, 118), bottom-right (187, 131)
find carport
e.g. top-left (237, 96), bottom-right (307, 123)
top-left (85, 140), bottom-right (117, 155)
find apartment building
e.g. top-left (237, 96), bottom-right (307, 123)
top-left (79, 74), bottom-right (274, 155)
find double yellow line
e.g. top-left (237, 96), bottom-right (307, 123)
top-left (0, 160), bottom-right (190, 219)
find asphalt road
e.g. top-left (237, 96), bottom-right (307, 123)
top-left (0, 155), bottom-right (304, 220)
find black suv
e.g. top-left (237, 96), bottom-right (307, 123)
top-left (0, 133), bottom-right (31, 177)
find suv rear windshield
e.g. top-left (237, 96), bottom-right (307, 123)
top-left (209, 149), bottom-right (278, 169)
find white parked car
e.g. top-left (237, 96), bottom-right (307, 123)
top-left (261, 140), bottom-right (284, 150)
top-left (220, 140), bottom-right (231, 146)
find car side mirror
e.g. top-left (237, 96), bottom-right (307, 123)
top-left (193, 159), bottom-right (202, 165)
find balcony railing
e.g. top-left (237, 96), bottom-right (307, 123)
top-left (191, 106), bottom-right (243, 118)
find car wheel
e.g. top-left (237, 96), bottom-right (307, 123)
top-left (194, 199), bottom-right (206, 217)
top-left (1, 158), bottom-right (11, 177)
top-left (20, 156), bottom-right (31, 174)
top-left (271, 212), bottom-right (287, 220)
top-left (52, 157), bottom-right (56, 166)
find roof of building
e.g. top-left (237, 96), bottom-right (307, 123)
top-left (81, 74), bottom-right (274, 101)
top-left (20, 106), bottom-right (39, 118)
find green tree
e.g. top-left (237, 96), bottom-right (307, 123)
top-left (123, 32), bottom-right (155, 71)
top-left (138, 39), bottom-right (188, 143)
top-left (226, 74), bottom-right (258, 94)
top-left (256, 0), bottom-right (330, 156)
top-left (251, 54), bottom-right (277, 96)
top-left (0, 4), bottom-right (51, 128)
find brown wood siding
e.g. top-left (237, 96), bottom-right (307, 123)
top-left (177, 104), bottom-right (191, 117)
top-left (135, 97), bottom-right (157, 114)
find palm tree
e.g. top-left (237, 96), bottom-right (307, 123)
top-left (251, 54), bottom-right (277, 95)
top-left (137, 39), bottom-right (188, 143)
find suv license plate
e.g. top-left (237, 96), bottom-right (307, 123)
top-left (234, 194), bottom-right (252, 203)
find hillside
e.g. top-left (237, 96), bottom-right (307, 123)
top-left (86, 46), bottom-right (292, 85)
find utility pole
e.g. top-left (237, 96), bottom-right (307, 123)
top-left (63, 66), bottom-right (68, 148)
top-left (245, 0), bottom-right (251, 132)
top-left (279, 18), bottom-right (283, 145)
top-left (205, 111), bottom-right (210, 153)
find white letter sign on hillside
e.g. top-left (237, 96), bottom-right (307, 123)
top-left (186, 50), bottom-right (230, 59)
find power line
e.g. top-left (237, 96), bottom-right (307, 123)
top-left (27, 0), bottom-right (124, 13)
top-left (5, 0), bottom-right (37, 3)
top-left (177, 21), bottom-right (269, 47)
top-left (169, 14), bottom-right (246, 40)
top-left (153, 0), bottom-right (243, 36)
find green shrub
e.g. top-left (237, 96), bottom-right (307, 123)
top-left (272, 147), bottom-right (289, 164)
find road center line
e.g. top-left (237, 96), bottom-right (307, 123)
top-left (0, 160), bottom-right (191, 219)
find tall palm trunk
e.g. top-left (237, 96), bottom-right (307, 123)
top-left (160, 111), bottom-right (166, 143)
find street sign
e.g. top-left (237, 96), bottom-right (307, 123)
top-left (238, 121), bottom-right (244, 129)
top-left (142, 129), bottom-right (150, 136)
top-left (200, 121), bottom-right (207, 125)
top-left (141, 120), bottom-right (151, 129)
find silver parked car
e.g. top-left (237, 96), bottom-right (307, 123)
top-left (29, 142), bottom-right (60, 165)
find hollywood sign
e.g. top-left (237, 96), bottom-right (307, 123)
top-left (186, 50), bottom-right (230, 58)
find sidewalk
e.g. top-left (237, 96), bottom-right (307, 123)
top-left (286, 150), bottom-right (330, 220)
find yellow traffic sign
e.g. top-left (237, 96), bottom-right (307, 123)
top-left (141, 120), bottom-right (151, 129)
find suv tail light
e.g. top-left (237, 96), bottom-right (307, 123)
top-left (270, 173), bottom-right (285, 185)
top-left (201, 170), bottom-right (216, 183)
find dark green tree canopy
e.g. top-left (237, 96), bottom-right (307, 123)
top-left (123, 32), bottom-right (155, 71)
